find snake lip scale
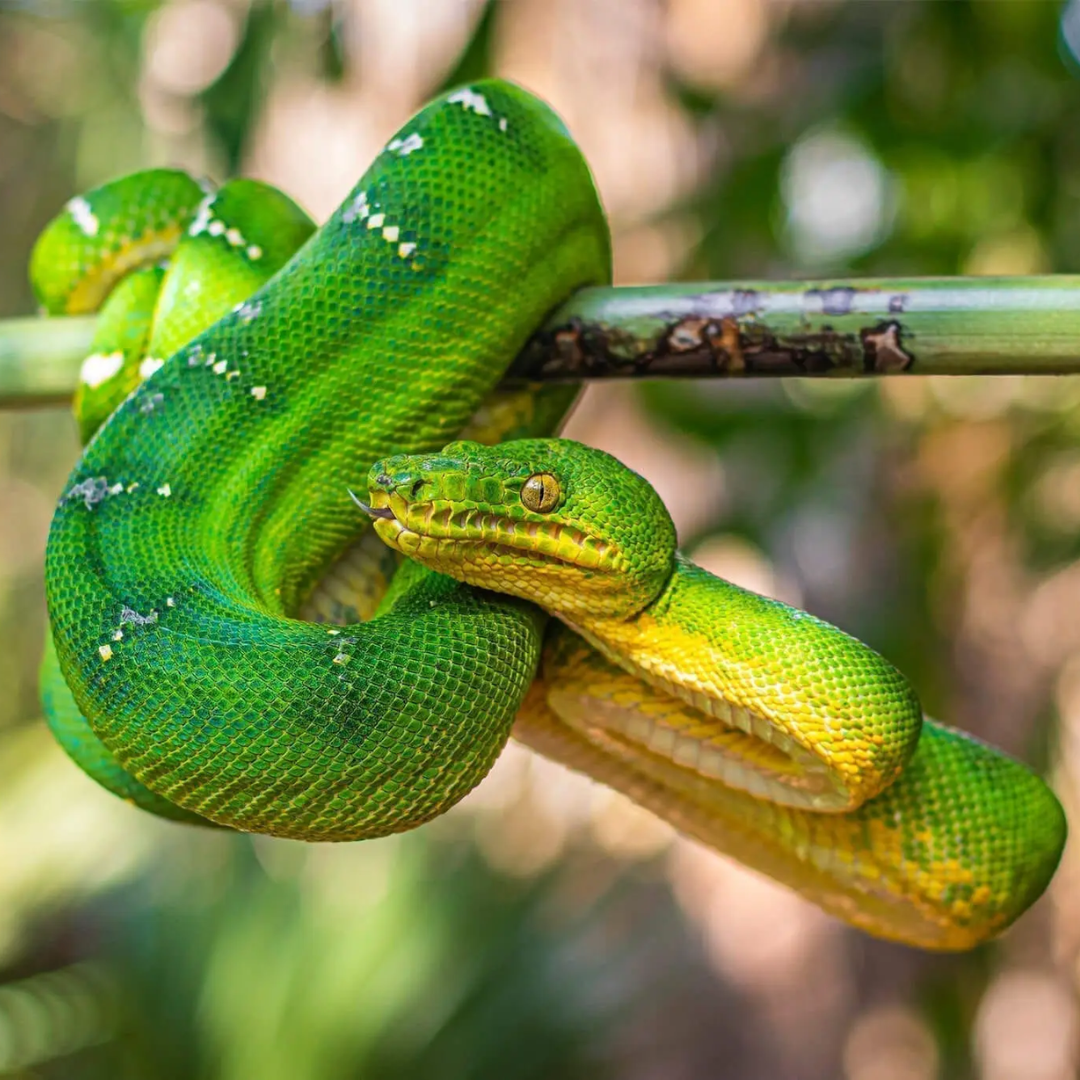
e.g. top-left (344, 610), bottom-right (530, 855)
top-left (363, 492), bottom-right (610, 573)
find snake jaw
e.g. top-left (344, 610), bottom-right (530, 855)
top-left (360, 492), bottom-right (640, 617)
top-left (348, 487), bottom-right (417, 555)
top-left (363, 472), bottom-right (619, 571)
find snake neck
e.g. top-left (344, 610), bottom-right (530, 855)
top-left (557, 555), bottom-right (831, 808)
top-left (561, 553), bottom-right (720, 697)
top-left (557, 552), bottom-right (918, 812)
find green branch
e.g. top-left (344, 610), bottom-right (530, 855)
top-left (5, 276), bottom-right (1080, 408)
top-left (509, 275), bottom-right (1080, 381)
top-left (0, 316), bottom-right (95, 408)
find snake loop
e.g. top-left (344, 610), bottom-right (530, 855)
top-left (41, 80), bottom-right (609, 839)
top-left (33, 79), bottom-right (1066, 949)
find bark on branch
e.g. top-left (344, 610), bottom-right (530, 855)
top-left (6, 276), bottom-right (1080, 408)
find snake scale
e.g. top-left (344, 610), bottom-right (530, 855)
top-left (32, 79), bottom-right (1065, 951)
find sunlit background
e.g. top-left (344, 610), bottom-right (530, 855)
top-left (4, 0), bottom-right (1080, 1076)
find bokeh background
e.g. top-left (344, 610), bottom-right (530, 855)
top-left (3, 0), bottom-right (1080, 1076)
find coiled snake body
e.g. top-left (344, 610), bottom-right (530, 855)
top-left (34, 80), bottom-right (1065, 950)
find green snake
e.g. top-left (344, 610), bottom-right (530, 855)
top-left (32, 79), bottom-right (1065, 951)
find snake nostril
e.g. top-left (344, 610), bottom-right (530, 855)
top-left (375, 473), bottom-right (391, 487)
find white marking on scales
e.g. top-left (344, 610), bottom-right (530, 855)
top-left (350, 197), bottom-right (415, 260)
top-left (67, 196), bottom-right (100, 237)
top-left (188, 194), bottom-right (216, 237)
top-left (447, 88), bottom-right (491, 116)
top-left (386, 133), bottom-right (424, 156)
top-left (80, 351), bottom-right (123, 388)
top-left (342, 191), bottom-right (370, 224)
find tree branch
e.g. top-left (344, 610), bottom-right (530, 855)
top-left (5, 276), bottom-right (1080, 408)
top-left (0, 316), bottom-right (95, 408)
top-left (509, 275), bottom-right (1080, 381)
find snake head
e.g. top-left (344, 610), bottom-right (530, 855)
top-left (363, 438), bottom-right (677, 620)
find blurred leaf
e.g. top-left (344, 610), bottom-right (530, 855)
top-left (200, 0), bottom-right (282, 175)
top-left (436, 0), bottom-right (496, 94)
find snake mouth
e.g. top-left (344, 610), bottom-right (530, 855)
top-left (348, 490), bottom-right (395, 520)
top-left (355, 489), bottom-right (618, 573)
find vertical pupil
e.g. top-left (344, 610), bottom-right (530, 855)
top-left (524, 474), bottom-right (556, 511)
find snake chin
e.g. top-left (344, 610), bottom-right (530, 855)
top-left (362, 498), bottom-right (643, 620)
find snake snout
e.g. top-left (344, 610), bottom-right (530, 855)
top-left (348, 489), bottom-right (394, 519)
top-left (368, 457), bottom-right (432, 501)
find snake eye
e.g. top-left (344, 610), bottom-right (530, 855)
top-left (521, 473), bottom-right (560, 513)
